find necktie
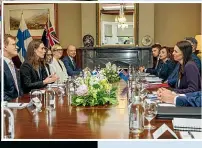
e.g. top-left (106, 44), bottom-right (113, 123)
top-left (155, 58), bottom-right (159, 69)
top-left (9, 62), bottom-right (19, 95)
top-left (71, 58), bottom-right (76, 69)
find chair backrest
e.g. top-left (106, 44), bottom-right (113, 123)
top-left (12, 56), bottom-right (22, 69)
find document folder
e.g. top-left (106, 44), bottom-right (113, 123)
top-left (156, 106), bottom-right (202, 119)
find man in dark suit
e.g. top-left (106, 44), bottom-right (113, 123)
top-left (139, 43), bottom-right (162, 74)
top-left (62, 45), bottom-right (81, 76)
top-left (2, 34), bottom-right (23, 101)
top-left (157, 88), bottom-right (201, 107)
top-left (185, 37), bottom-right (201, 72)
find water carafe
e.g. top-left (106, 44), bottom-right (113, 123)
top-left (129, 96), bottom-right (144, 136)
top-left (3, 102), bottom-right (15, 139)
top-left (45, 84), bottom-right (55, 111)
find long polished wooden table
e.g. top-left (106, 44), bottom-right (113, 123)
top-left (11, 80), bottom-right (180, 139)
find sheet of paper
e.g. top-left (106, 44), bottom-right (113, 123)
top-left (191, 132), bottom-right (202, 139)
top-left (49, 84), bottom-right (66, 88)
top-left (147, 94), bottom-right (157, 98)
top-left (150, 82), bottom-right (162, 84)
top-left (180, 132), bottom-right (202, 139)
top-left (179, 132), bottom-right (192, 139)
top-left (7, 103), bottom-right (28, 109)
top-left (158, 103), bottom-right (175, 107)
top-left (173, 118), bottom-right (202, 130)
top-left (152, 91), bottom-right (157, 94)
top-left (145, 77), bottom-right (163, 82)
top-left (153, 123), bottom-right (178, 139)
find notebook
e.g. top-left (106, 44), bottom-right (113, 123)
top-left (180, 131), bottom-right (202, 139)
top-left (156, 106), bottom-right (202, 119)
top-left (172, 118), bottom-right (202, 132)
top-left (145, 77), bottom-right (163, 83)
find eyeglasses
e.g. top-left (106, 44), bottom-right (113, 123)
top-left (53, 49), bottom-right (63, 52)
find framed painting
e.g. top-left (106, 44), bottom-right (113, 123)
top-left (4, 3), bottom-right (58, 39)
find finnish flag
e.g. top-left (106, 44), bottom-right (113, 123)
top-left (16, 13), bottom-right (32, 62)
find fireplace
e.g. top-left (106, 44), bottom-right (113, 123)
top-left (76, 46), bottom-right (153, 70)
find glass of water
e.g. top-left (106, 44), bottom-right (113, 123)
top-left (143, 99), bottom-right (157, 130)
top-left (57, 86), bottom-right (65, 99)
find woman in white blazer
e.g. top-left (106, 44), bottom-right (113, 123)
top-left (50, 44), bottom-right (68, 84)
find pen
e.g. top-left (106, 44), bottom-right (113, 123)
top-left (188, 131), bottom-right (195, 139)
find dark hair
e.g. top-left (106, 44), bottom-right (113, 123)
top-left (176, 41), bottom-right (192, 79)
top-left (26, 40), bottom-right (45, 70)
top-left (151, 43), bottom-right (161, 51)
top-left (184, 37), bottom-right (198, 46)
top-left (44, 47), bottom-right (53, 63)
top-left (160, 46), bottom-right (171, 58)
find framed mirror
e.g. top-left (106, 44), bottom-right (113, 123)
top-left (96, 3), bottom-right (139, 46)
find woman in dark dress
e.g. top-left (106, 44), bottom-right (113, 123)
top-left (160, 41), bottom-right (201, 94)
top-left (156, 47), bottom-right (176, 82)
top-left (20, 40), bottom-right (58, 94)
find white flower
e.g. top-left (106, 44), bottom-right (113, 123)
top-left (75, 84), bottom-right (88, 96)
top-left (106, 62), bottom-right (111, 69)
top-left (89, 76), bottom-right (99, 86)
top-left (75, 77), bottom-right (84, 86)
top-left (84, 71), bottom-right (91, 78)
top-left (112, 64), bottom-right (117, 71)
top-left (99, 69), bottom-right (104, 75)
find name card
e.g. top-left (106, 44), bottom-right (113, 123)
top-left (153, 123), bottom-right (178, 139)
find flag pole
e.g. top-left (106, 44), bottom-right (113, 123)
top-left (18, 10), bottom-right (24, 62)
top-left (47, 9), bottom-right (50, 49)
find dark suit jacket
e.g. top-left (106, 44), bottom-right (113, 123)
top-left (191, 53), bottom-right (201, 74)
top-left (20, 61), bottom-right (48, 94)
top-left (167, 63), bottom-right (180, 88)
top-left (176, 91), bottom-right (201, 107)
top-left (168, 54), bottom-right (201, 88)
top-left (157, 59), bottom-right (176, 82)
top-left (62, 56), bottom-right (81, 76)
top-left (146, 59), bottom-right (162, 75)
top-left (173, 61), bottom-right (201, 94)
top-left (3, 60), bottom-right (23, 101)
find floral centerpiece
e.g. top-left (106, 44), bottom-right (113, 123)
top-left (102, 62), bottom-right (121, 83)
top-left (71, 68), bottom-right (118, 106)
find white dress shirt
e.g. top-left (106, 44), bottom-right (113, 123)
top-left (173, 93), bottom-right (186, 104)
top-left (68, 56), bottom-right (75, 69)
top-left (4, 56), bottom-right (19, 94)
top-left (50, 57), bottom-right (68, 83)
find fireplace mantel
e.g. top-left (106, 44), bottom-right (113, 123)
top-left (75, 46), bottom-right (153, 70)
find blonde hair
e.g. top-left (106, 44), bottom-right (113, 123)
top-left (4, 34), bottom-right (15, 46)
top-left (51, 44), bottom-right (63, 52)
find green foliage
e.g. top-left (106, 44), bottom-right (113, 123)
top-left (103, 69), bottom-right (121, 83)
top-left (72, 87), bottom-right (118, 106)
